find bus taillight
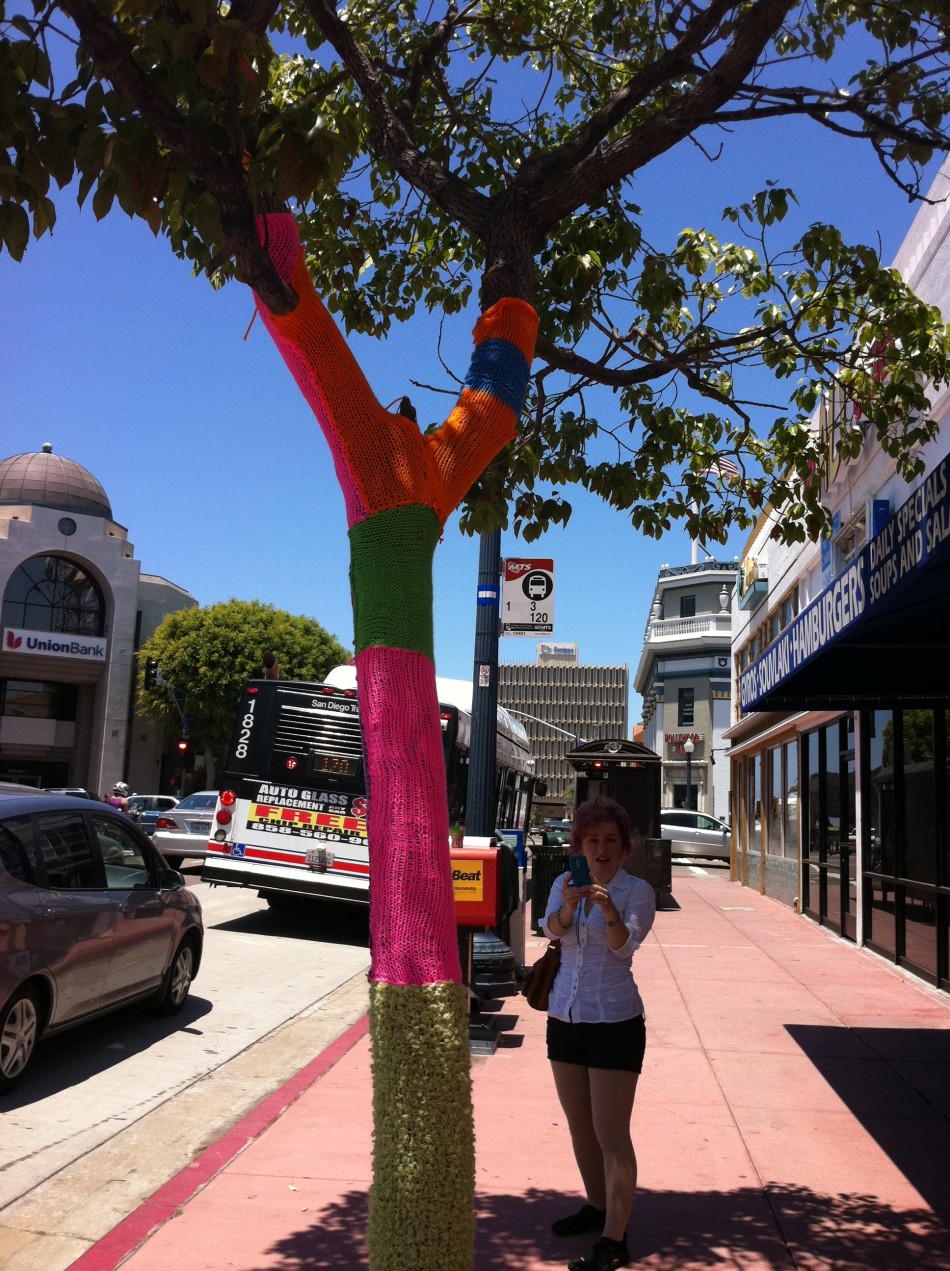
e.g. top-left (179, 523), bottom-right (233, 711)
top-left (216, 808), bottom-right (232, 825)
top-left (220, 789), bottom-right (236, 806)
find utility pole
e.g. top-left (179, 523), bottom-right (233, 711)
top-left (465, 528), bottom-right (501, 838)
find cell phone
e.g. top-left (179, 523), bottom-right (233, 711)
top-left (568, 854), bottom-right (591, 888)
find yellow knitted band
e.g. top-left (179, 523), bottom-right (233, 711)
top-left (368, 981), bottom-right (474, 1271)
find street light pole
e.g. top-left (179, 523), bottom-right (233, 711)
top-left (466, 528), bottom-right (501, 839)
top-left (683, 737), bottom-right (695, 810)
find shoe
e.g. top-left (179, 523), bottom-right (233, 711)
top-left (567, 1235), bottom-right (630, 1271)
top-left (551, 1203), bottom-right (607, 1236)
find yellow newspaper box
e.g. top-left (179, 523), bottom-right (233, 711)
top-left (450, 846), bottom-right (500, 927)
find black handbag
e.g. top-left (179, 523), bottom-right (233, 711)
top-left (520, 940), bottom-right (562, 1011)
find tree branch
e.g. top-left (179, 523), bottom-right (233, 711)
top-left (517, 0), bottom-right (735, 183)
top-left (299, 0), bottom-right (490, 237)
top-left (226, 0), bottom-right (283, 37)
top-left (58, 0), bottom-right (296, 312)
top-left (514, 0), bottom-right (797, 232)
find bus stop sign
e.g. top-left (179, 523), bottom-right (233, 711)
top-left (501, 558), bottom-right (554, 636)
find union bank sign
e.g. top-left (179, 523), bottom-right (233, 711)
top-left (3, 627), bottom-right (108, 662)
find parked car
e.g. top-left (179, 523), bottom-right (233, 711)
top-left (0, 792), bottom-right (203, 1092)
top-left (542, 819), bottom-right (572, 833)
top-left (660, 809), bottom-right (731, 860)
top-left (152, 791), bottom-right (218, 867)
top-left (42, 787), bottom-right (96, 799)
top-left (127, 794), bottom-right (180, 836)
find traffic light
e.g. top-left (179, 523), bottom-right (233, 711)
top-left (176, 738), bottom-right (194, 771)
top-left (144, 657), bottom-right (160, 689)
top-left (176, 738), bottom-right (190, 755)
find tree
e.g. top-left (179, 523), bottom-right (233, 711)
top-left (139, 597), bottom-right (349, 768)
top-left (6, 4), bottom-right (950, 1268)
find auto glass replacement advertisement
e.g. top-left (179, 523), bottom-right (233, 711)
top-left (246, 783), bottom-right (367, 844)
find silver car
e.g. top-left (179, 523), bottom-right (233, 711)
top-left (152, 791), bottom-right (218, 868)
top-left (660, 809), bottom-right (731, 860)
top-left (0, 793), bottom-right (203, 1092)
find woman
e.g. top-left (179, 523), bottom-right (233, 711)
top-left (543, 797), bottom-right (656, 1271)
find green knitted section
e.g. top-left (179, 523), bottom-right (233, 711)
top-left (368, 981), bottom-right (474, 1271)
top-left (349, 505), bottom-right (439, 659)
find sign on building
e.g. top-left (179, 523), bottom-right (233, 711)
top-left (501, 558), bottom-right (554, 636)
top-left (3, 627), bottom-right (108, 662)
top-left (537, 641), bottom-right (577, 665)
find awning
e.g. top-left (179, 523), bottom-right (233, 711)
top-left (739, 455), bottom-right (950, 711)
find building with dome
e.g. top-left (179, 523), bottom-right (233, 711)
top-left (0, 444), bottom-right (197, 794)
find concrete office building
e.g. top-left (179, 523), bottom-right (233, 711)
top-left (634, 559), bottom-right (740, 822)
top-left (0, 444), bottom-right (197, 795)
top-left (498, 643), bottom-right (628, 804)
top-left (726, 158), bottom-right (950, 994)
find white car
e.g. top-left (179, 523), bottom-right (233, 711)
top-left (660, 809), bottom-right (731, 860)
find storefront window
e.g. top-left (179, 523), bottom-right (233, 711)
top-left (902, 885), bottom-right (937, 980)
top-left (902, 710), bottom-right (937, 885)
top-left (748, 754), bottom-right (762, 854)
top-left (824, 722), bottom-right (841, 929)
top-left (843, 749), bottom-right (856, 941)
top-left (766, 747), bottom-right (782, 855)
top-left (804, 730), bottom-right (820, 864)
top-left (867, 710), bottom-right (896, 876)
top-left (866, 709), bottom-right (897, 959)
top-left (784, 741), bottom-right (799, 861)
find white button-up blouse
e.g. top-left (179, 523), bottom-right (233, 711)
top-left (542, 869), bottom-right (656, 1024)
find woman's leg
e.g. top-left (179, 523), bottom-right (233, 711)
top-left (550, 1060), bottom-right (606, 1209)
top-left (588, 1068), bottom-right (639, 1240)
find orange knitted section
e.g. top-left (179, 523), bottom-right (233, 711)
top-left (260, 226), bottom-right (538, 529)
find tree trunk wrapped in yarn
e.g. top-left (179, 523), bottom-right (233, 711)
top-left (253, 212), bottom-right (537, 1271)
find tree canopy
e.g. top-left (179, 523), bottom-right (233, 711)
top-left (139, 597), bottom-right (349, 760)
top-left (5, 1), bottom-right (950, 548)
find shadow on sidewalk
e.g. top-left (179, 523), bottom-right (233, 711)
top-left (787, 1024), bottom-right (950, 1216)
top-left (257, 1181), bottom-right (949, 1269)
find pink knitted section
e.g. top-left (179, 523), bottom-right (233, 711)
top-left (255, 212), bottom-right (301, 284)
top-left (254, 215), bottom-right (368, 527)
top-left (355, 645), bottom-right (460, 986)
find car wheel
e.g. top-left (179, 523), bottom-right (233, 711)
top-left (152, 936), bottom-right (198, 1016)
top-left (0, 986), bottom-right (41, 1093)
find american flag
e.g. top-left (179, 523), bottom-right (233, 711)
top-left (696, 456), bottom-right (741, 482)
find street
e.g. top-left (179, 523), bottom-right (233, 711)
top-left (0, 873), bottom-right (371, 1270)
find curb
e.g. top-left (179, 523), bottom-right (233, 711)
top-left (66, 1013), bottom-right (370, 1271)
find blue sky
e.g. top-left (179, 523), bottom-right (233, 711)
top-left (1, 90), bottom-right (942, 726)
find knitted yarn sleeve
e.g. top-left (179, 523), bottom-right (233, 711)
top-left (254, 213), bottom-right (538, 528)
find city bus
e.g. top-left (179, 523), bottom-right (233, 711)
top-left (201, 667), bottom-right (537, 907)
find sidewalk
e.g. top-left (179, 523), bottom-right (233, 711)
top-left (70, 869), bottom-right (950, 1270)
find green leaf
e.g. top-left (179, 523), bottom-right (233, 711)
top-left (1, 202), bottom-right (30, 260)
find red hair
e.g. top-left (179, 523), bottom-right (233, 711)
top-left (569, 797), bottom-right (632, 855)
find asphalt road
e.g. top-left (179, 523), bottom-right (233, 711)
top-left (0, 873), bottom-right (372, 1270)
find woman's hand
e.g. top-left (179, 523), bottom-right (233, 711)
top-left (559, 873), bottom-right (585, 916)
top-left (586, 882), bottom-right (621, 923)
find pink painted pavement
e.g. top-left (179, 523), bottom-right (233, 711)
top-left (71, 870), bottom-right (950, 1270)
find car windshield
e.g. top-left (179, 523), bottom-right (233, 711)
top-left (176, 793), bottom-right (217, 811)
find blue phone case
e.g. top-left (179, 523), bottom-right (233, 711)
top-left (568, 854), bottom-right (591, 887)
